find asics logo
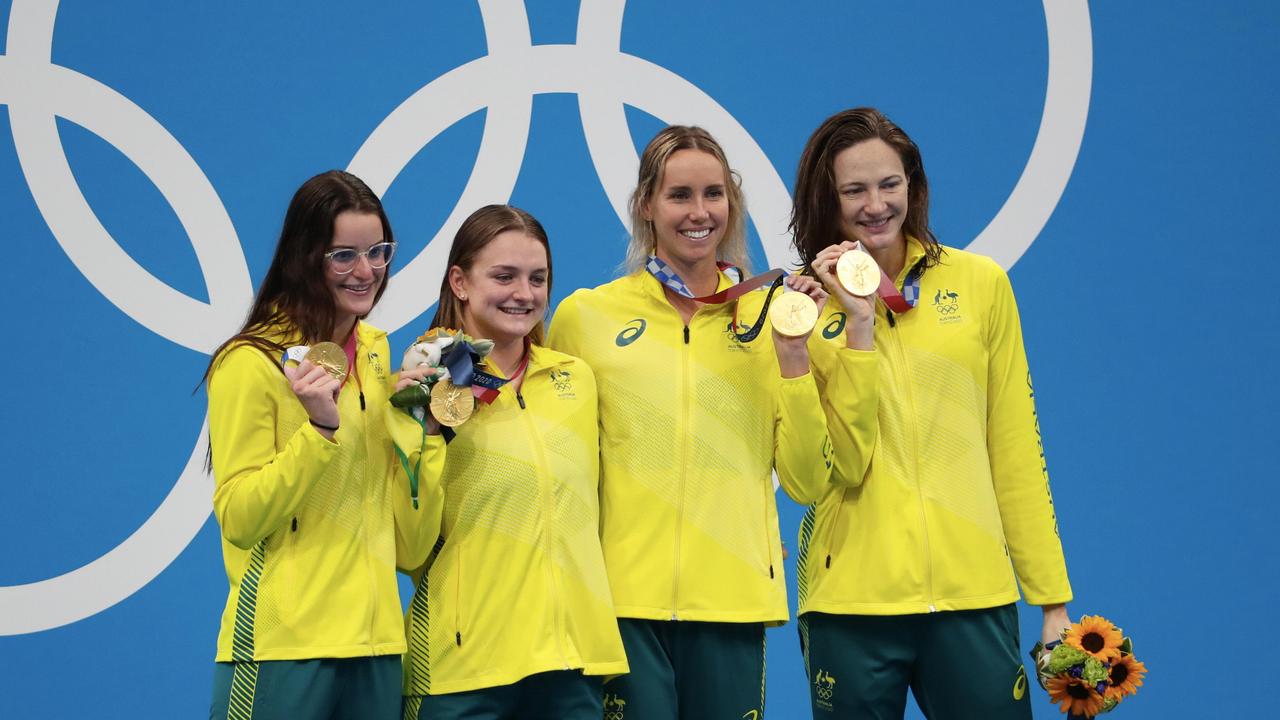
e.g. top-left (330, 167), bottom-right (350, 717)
top-left (615, 319), bottom-right (647, 347)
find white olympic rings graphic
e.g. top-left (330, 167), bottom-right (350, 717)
top-left (0, 0), bottom-right (1092, 634)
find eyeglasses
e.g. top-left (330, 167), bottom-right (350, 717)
top-left (324, 242), bottom-right (397, 274)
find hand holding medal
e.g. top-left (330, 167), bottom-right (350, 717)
top-left (281, 342), bottom-right (347, 434)
top-left (388, 327), bottom-right (495, 508)
top-left (770, 275), bottom-right (828, 378)
top-left (769, 276), bottom-right (826, 338)
top-left (810, 241), bottom-right (878, 350)
top-left (390, 327), bottom-right (495, 428)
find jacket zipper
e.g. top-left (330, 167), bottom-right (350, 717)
top-left (352, 342), bottom-right (382, 641)
top-left (455, 543), bottom-right (463, 646)
top-left (884, 306), bottom-right (936, 611)
top-left (521, 366), bottom-right (570, 667)
top-left (672, 322), bottom-right (692, 618)
top-left (762, 477), bottom-right (775, 578)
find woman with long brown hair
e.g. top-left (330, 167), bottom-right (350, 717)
top-left (205, 170), bottom-right (443, 719)
top-left (791, 107), bottom-right (1074, 719)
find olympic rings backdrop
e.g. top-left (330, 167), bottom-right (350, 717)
top-left (2, 1), bottom-right (1275, 717)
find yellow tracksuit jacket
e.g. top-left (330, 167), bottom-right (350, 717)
top-left (798, 240), bottom-right (1072, 617)
top-left (548, 270), bottom-right (833, 624)
top-left (207, 321), bottom-right (445, 661)
top-left (392, 344), bottom-right (628, 695)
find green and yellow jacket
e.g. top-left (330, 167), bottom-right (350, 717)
top-left (798, 239), bottom-right (1072, 617)
top-left (393, 344), bottom-right (628, 695)
top-left (549, 270), bottom-right (832, 625)
top-left (208, 321), bottom-right (444, 662)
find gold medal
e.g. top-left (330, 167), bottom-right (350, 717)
top-left (304, 341), bottom-right (348, 381)
top-left (836, 249), bottom-right (881, 297)
top-left (769, 291), bottom-right (819, 337)
top-left (429, 379), bottom-right (474, 427)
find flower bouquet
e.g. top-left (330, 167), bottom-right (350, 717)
top-left (390, 327), bottom-right (494, 423)
top-left (1030, 616), bottom-right (1147, 717)
top-left (389, 327), bottom-right (493, 507)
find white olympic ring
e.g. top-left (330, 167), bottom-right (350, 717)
top-left (0, 0), bottom-right (1092, 634)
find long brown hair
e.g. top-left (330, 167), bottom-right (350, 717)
top-left (790, 107), bottom-right (942, 273)
top-left (203, 170), bottom-right (394, 380)
top-left (624, 125), bottom-right (751, 275)
top-left (431, 205), bottom-right (552, 345)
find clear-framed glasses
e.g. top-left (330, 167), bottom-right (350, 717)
top-left (324, 242), bottom-right (397, 275)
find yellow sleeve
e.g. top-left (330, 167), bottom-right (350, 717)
top-left (985, 266), bottom-right (1072, 605)
top-left (208, 345), bottom-right (338, 550)
top-left (386, 400), bottom-right (447, 572)
top-left (810, 333), bottom-right (879, 490)
top-left (773, 372), bottom-right (833, 505)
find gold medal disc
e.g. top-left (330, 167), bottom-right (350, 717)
top-left (836, 249), bottom-right (881, 297)
top-left (769, 291), bottom-right (819, 337)
top-left (429, 379), bottom-right (475, 427)
top-left (304, 342), bottom-right (349, 381)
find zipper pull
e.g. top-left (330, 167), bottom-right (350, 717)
top-left (456, 632), bottom-right (462, 646)
top-left (886, 309), bottom-right (896, 328)
top-left (769, 564), bottom-right (774, 579)
top-left (825, 554), bottom-right (831, 569)
top-left (683, 326), bottom-right (690, 344)
top-left (517, 392), bottom-right (526, 410)
top-left (291, 517), bottom-right (297, 532)
top-left (359, 390), bottom-right (366, 410)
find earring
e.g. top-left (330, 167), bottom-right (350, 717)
top-left (458, 293), bottom-right (467, 301)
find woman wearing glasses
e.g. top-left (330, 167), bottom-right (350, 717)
top-left (205, 170), bottom-right (445, 719)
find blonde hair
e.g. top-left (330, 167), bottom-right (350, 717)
top-left (624, 125), bottom-right (751, 275)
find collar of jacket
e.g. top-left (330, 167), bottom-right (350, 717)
top-left (352, 319), bottom-right (387, 347)
top-left (899, 235), bottom-right (929, 284)
top-left (255, 313), bottom-right (386, 348)
top-left (630, 268), bottom-right (740, 314)
top-left (482, 342), bottom-right (574, 381)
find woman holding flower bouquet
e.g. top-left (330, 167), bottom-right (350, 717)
top-left (205, 170), bottom-right (446, 719)
top-left (395, 205), bottom-right (628, 720)
top-left (789, 107), bottom-right (1075, 719)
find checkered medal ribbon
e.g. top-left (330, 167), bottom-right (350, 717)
top-left (877, 259), bottom-right (924, 313)
top-left (644, 255), bottom-right (786, 341)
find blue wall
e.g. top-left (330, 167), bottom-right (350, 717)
top-left (2, 1), bottom-right (1275, 717)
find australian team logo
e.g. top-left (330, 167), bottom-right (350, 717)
top-left (722, 320), bottom-right (754, 352)
top-left (549, 368), bottom-right (576, 399)
top-left (932, 287), bottom-right (962, 324)
top-left (603, 692), bottom-right (626, 720)
top-left (367, 350), bottom-right (386, 380)
top-left (814, 669), bottom-right (837, 711)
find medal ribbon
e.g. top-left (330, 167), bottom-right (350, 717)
top-left (439, 340), bottom-right (529, 405)
top-left (644, 255), bottom-right (787, 342)
top-left (397, 339), bottom-right (530, 505)
top-left (854, 242), bottom-right (923, 313)
top-left (877, 262), bottom-right (923, 313)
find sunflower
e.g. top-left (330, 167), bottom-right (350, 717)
top-left (1046, 675), bottom-right (1106, 717)
top-left (1104, 654), bottom-right (1147, 700)
top-left (1064, 616), bottom-right (1123, 663)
